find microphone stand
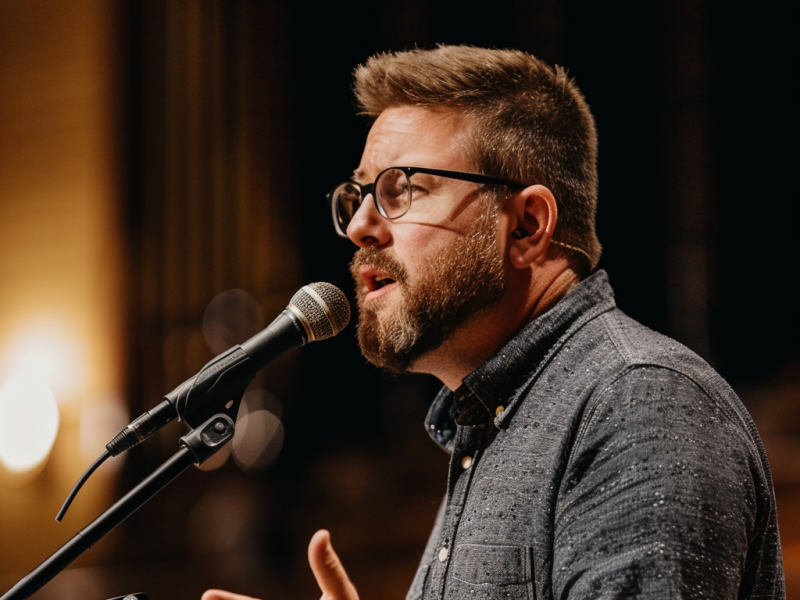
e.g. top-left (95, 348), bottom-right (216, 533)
top-left (0, 413), bottom-right (236, 600)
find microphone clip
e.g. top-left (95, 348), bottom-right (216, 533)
top-left (168, 345), bottom-right (255, 428)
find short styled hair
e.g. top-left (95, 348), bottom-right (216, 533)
top-left (353, 45), bottom-right (601, 273)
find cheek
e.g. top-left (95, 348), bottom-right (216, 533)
top-left (393, 222), bottom-right (468, 254)
top-left (391, 229), bottom-right (446, 275)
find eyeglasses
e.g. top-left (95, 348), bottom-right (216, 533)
top-left (327, 166), bottom-right (523, 238)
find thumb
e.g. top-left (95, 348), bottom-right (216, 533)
top-left (201, 591), bottom-right (260, 600)
top-left (308, 530), bottom-right (359, 600)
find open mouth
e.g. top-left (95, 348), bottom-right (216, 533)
top-left (359, 266), bottom-right (399, 299)
top-left (372, 274), bottom-right (396, 290)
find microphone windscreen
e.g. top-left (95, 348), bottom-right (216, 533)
top-left (288, 282), bottom-right (350, 341)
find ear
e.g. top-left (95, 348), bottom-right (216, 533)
top-left (506, 184), bottom-right (558, 269)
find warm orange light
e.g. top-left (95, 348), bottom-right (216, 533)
top-left (0, 375), bottom-right (60, 473)
top-left (79, 398), bottom-right (128, 464)
top-left (0, 322), bottom-right (87, 403)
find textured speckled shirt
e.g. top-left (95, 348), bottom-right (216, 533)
top-left (407, 270), bottom-right (785, 600)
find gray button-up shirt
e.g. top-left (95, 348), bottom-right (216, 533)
top-left (408, 271), bottom-right (784, 599)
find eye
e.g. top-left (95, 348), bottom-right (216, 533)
top-left (407, 173), bottom-right (438, 202)
top-left (376, 168), bottom-right (412, 217)
top-left (407, 183), bottom-right (427, 201)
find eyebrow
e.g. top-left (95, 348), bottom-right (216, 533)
top-left (352, 168), bottom-right (367, 182)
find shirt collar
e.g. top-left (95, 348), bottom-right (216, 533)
top-left (425, 270), bottom-right (617, 452)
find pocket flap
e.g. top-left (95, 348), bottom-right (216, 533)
top-left (452, 544), bottom-right (531, 586)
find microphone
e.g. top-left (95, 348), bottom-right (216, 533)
top-left (106, 282), bottom-right (350, 457)
top-left (55, 283), bottom-right (349, 523)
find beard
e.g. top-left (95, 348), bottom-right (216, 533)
top-left (349, 198), bottom-right (505, 375)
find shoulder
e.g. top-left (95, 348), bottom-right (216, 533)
top-left (581, 310), bottom-right (765, 461)
top-left (551, 309), bottom-right (772, 526)
top-left (552, 359), bottom-right (778, 598)
top-left (558, 361), bottom-right (767, 540)
top-left (574, 363), bottom-right (760, 469)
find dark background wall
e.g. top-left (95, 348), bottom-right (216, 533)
top-left (1, 1), bottom-right (797, 599)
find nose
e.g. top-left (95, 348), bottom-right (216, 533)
top-left (346, 193), bottom-right (392, 248)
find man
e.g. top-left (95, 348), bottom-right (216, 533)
top-left (204, 46), bottom-right (785, 599)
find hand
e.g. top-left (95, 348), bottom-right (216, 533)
top-left (200, 530), bottom-right (357, 600)
top-left (201, 591), bottom-right (260, 600)
top-left (308, 529), bottom-right (359, 600)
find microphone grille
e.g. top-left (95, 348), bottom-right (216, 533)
top-left (288, 282), bottom-right (351, 341)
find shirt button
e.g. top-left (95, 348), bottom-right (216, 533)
top-left (461, 456), bottom-right (473, 470)
top-left (438, 547), bottom-right (449, 562)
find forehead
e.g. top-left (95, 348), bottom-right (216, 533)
top-left (355, 106), bottom-right (471, 180)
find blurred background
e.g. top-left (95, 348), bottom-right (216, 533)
top-left (0, 0), bottom-right (797, 598)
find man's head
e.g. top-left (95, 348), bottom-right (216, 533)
top-left (338, 46), bottom-right (600, 384)
top-left (353, 45), bottom-right (600, 273)
top-left (346, 108), bottom-right (507, 375)
top-left (350, 184), bottom-right (505, 375)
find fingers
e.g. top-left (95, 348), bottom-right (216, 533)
top-left (308, 530), bottom-right (359, 600)
top-left (201, 590), bottom-right (261, 600)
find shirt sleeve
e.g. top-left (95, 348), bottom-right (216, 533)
top-left (552, 365), bottom-right (765, 599)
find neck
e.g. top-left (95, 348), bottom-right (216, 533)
top-left (411, 261), bottom-right (580, 390)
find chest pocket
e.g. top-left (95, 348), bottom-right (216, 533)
top-left (446, 543), bottom-right (535, 600)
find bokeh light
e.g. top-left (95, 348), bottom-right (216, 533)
top-left (232, 388), bottom-right (284, 472)
top-left (199, 290), bottom-right (285, 472)
top-left (0, 375), bottom-right (60, 473)
top-left (202, 289), bottom-right (264, 354)
top-left (0, 323), bottom-right (87, 402)
top-left (196, 439), bottom-right (232, 472)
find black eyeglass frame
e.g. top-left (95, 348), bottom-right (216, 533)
top-left (326, 165), bottom-right (524, 238)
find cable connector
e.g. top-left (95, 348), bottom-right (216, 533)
top-left (106, 401), bottom-right (177, 457)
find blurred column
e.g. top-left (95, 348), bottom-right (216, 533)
top-left (123, 0), bottom-right (303, 572)
top-left (130, 0), bottom-right (303, 443)
top-left (661, 0), bottom-right (715, 360)
top-left (0, 0), bottom-right (126, 579)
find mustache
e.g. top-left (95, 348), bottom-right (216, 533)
top-left (349, 247), bottom-right (409, 285)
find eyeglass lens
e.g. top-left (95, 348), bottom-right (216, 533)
top-left (374, 168), bottom-right (409, 218)
top-left (334, 168), bottom-right (411, 233)
top-left (335, 182), bottom-right (361, 231)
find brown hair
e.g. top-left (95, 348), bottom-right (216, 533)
top-left (353, 45), bottom-right (601, 273)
